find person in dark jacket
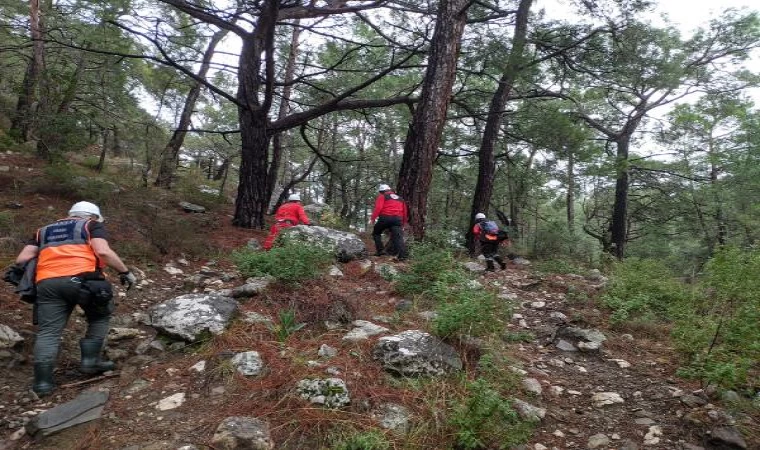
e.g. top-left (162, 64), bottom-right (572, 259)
top-left (472, 212), bottom-right (509, 272)
top-left (14, 201), bottom-right (136, 396)
top-left (370, 184), bottom-right (408, 260)
top-left (263, 193), bottom-right (311, 250)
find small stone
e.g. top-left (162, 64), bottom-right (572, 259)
top-left (211, 416), bottom-right (274, 449)
top-left (549, 386), bottom-right (564, 396)
top-left (530, 301), bottom-right (546, 309)
top-left (395, 299), bottom-right (413, 312)
top-left (681, 394), bottom-right (707, 408)
top-left (522, 378), bottom-right (543, 396)
top-left (591, 392), bottom-right (624, 408)
top-left (608, 358), bottom-right (631, 368)
top-left (318, 344), bottom-right (338, 358)
top-left (242, 312), bottom-right (273, 325)
top-left (721, 390), bottom-right (741, 403)
top-left (635, 418), bottom-right (655, 425)
top-left (567, 390), bottom-right (582, 396)
top-left (156, 393), bottom-right (185, 411)
top-left (231, 351), bottom-right (264, 376)
top-left (587, 433), bottom-right (610, 449)
top-left (553, 430), bottom-right (565, 438)
top-left (512, 399), bottom-right (546, 422)
top-left (556, 340), bottom-right (577, 352)
top-left (0, 325), bottom-right (24, 349)
top-left (108, 327), bottom-right (142, 341)
top-left (644, 425), bottom-right (662, 445)
top-left (189, 360), bottom-right (206, 373)
top-left (709, 426), bottom-right (747, 449)
top-left (621, 333), bottom-right (634, 340)
top-left (534, 444), bottom-right (548, 450)
top-left (549, 311), bottom-right (567, 321)
top-left (328, 266), bottom-right (344, 277)
top-left (164, 265), bottom-right (184, 275)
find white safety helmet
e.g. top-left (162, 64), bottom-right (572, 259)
top-left (69, 201), bottom-right (104, 222)
top-left (475, 213), bottom-right (486, 220)
top-left (378, 184), bottom-right (391, 192)
top-left (288, 193), bottom-right (301, 202)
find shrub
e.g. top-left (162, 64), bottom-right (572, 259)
top-left (395, 242), bottom-right (457, 296)
top-left (672, 247), bottom-right (760, 390)
top-left (448, 378), bottom-right (528, 449)
top-left (601, 258), bottom-right (692, 324)
top-left (233, 241), bottom-right (333, 285)
top-left (328, 429), bottom-right (390, 450)
top-left (432, 282), bottom-right (502, 338)
top-left (268, 309), bottom-right (306, 343)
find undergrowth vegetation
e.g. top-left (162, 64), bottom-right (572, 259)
top-left (233, 241), bottom-right (333, 285)
top-left (396, 241), bottom-right (509, 339)
top-left (602, 249), bottom-right (759, 392)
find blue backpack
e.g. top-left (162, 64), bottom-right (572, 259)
top-left (480, 220), bottom-right (499, 238)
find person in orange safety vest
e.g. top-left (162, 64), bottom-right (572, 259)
top-left (263, 193), bottom-right (312, 250)
top-left (13, 201), bottom-right (136, 396)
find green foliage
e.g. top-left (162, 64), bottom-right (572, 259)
top-left (395, 242), bottom-right (457, 296)
top-left (672, 247), bottom-right (760, 390)
top-left (601, 258), bottom-right (692, 324)
top-left (328, 428), bottom-right (390, 450)
top-left (233, 241), bottom-right (333, 285)
top-left (448, 378), bottom-right (527, 449)
top-left (432, 281), bottom-right (502, 338)
top-left (396, 241), bottom-right (507, 338)
top-left (268, 309), bottom-right (306, 343)
top-left (533, 258), bottom-right (588, 275)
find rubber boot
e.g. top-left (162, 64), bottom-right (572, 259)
top-left (79, 339), bottom-right (115, 374)
top-left (485, 260), bottom-right (496, 272)
top-left (496, 256), bottom-right (507, 270)
top-left (33, 362), bottom-right (55, 396)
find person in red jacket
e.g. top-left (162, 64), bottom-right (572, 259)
top-left (370, 184), bottom-right (408, 260)
top-left (472, 212), bottom-right (509, 271)
top-left (263, 193), bottom-right (311, 250)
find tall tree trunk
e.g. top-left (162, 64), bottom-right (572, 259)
top-left (396, 0), bottom-right (469, 238)
top-left (708, 135), bottom-right (726, 247)
top-left (232, 0), bottom-right (278, 228)
top-left (96, 128), bottom-right (108, 173)
top-left (11, 0), bottom-right (46, 145)
top-left (566, 149), bottom-right (575, 233)
top-left (112, 126), bottom-right (122, 157)
top-left (610, 138), bottom-right (630, 259)
top-left (214, 158), bottom-right (229, 181)
top-left (267, 20), bottom-right (301, 204)
top-left (57, 47), bottom-right (87, 114)
top-left (466, 0), bottom-right (532, 252)
top-left (154, 28), bottom-right (228, 188)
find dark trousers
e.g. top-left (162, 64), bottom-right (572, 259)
top-left (34, 277), bottom-right (112, 363)
top-left (373, 215), bottom-right (407, 259)
top-left (480, 240), bottom-right (505, 266)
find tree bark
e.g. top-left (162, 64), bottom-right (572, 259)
top-left (567, 148), bottom-right (575, 233)
top-left (610, 138), bottom-right (630, 259)
top-left (396, 0), bottom-right (470, 238)
top-left (466, 0), bottom-right (532, 252)
top-left (11, 0), bottom-right (45, 145)
top-left (154, 28), bottom-right (228, 188)
top-left (266, 20), bottom-right (301, 205)
top-left (96, 128), bottom-right (108, 173)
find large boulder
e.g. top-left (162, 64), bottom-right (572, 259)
top-left (373, 330), bottom-right (463, 377)
top-left (149, 294), bottom-right (239, 342)
top-left (277, 225), bottom-right (367, 262)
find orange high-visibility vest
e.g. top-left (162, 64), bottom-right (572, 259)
top-left (35, 218), bottom-right (104, 282)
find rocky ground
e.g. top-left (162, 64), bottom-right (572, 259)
top-left (0, 151), bottom-right (757, 450)
top-left (1, 255), bottom-right (757, 449)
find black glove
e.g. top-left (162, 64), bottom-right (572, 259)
top-left (119, 271), bottom-right (137, 291)
top-left (3, 265), bottom-right (24, 286)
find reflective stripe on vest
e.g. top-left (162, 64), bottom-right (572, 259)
top-left (36, 218), bottom-right (101, 282)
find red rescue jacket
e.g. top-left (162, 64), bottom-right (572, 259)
top-left (274, 201), bottom-right (310, 226)
top-left (371, 192), bottom-right (408, 225)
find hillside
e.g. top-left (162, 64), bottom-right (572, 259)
top-left (0, 152), bottom-right (758, 450)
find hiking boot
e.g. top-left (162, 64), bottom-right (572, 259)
top-left (485, 261), bottom-right (496, 272)
top-left (80, 339), bottom-right (115, 374)
top-left (374, 251), bottom-right (387, 257)
top-left (33, 362), bottom-right (55, 397)
top-left (497, 259), bottom-right (507, 270)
